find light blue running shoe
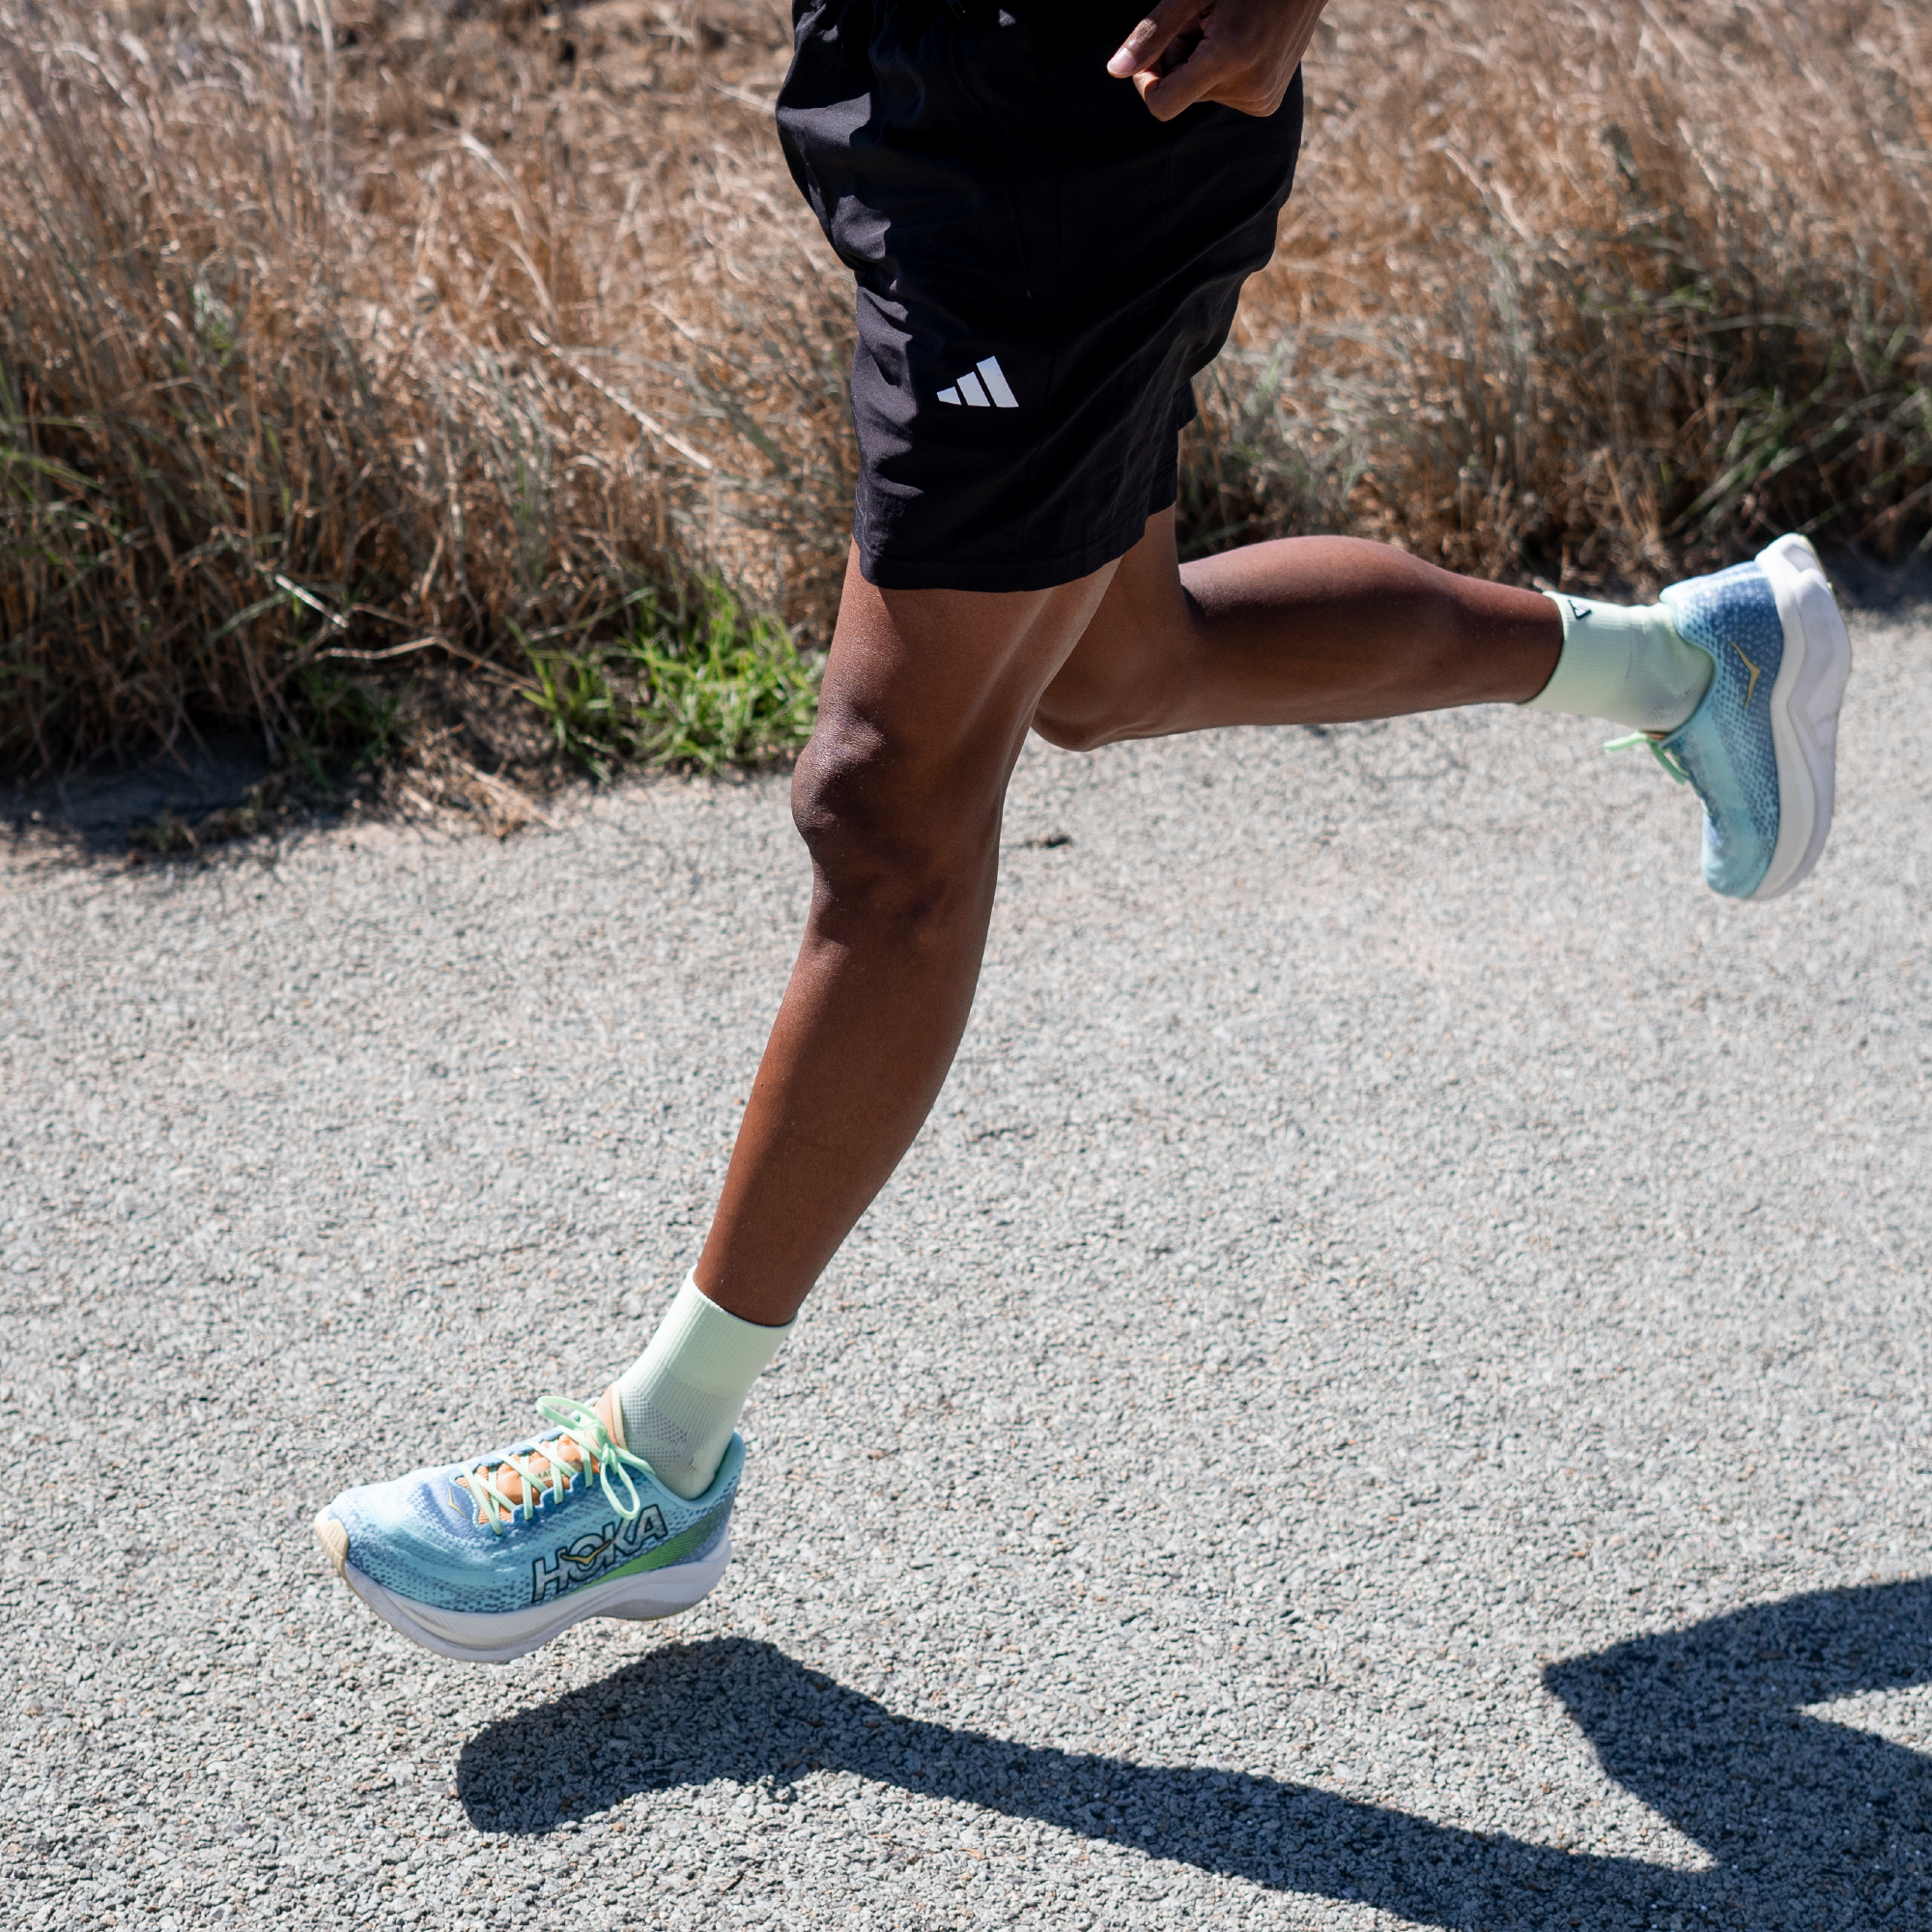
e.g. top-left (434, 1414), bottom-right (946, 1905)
top-left (314, 1397), bottom-right (741, 1664)
top-left (1614, 534), bottom-right (1851, 900)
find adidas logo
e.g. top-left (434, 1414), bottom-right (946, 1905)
top-left (938, 356), bottom-right (1019, 410)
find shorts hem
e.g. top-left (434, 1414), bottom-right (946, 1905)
top-left (856, 497), bottom-right (1176, 595)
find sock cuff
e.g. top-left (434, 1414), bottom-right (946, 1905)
top-left (1523, 592), bottom-right (1712, 732)
top-left (1524, 593), bottom-right (1623, 714)
top-left (618, 1272), bottom-right (792, 1404)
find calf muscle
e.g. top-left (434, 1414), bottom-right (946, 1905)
top-left (1035, 511), bottom-right (1559, 748)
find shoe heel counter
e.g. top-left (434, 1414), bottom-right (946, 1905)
top-left (711, 1430), bottom-right (749, 1500)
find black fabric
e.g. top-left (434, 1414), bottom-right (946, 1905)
top-left (777, 0), bottom-right (1303, 591)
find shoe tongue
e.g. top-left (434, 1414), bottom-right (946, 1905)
top-left (459, 1434), bottom-right (590, 1514)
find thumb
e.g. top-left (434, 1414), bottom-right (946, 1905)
top-left (1106, 0), bottom-right (1207, 78)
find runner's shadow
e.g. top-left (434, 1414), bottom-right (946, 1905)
top-left (456, 1580), bottom-right (1932, 1929)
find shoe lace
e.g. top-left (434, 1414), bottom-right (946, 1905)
top-left (1605, 730), bottom-right (1692, 785)
top-left (452, 1395), bottom-right (654, 1535)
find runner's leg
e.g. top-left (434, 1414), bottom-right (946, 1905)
top-left (656, 551), bottom-right (1116, 1335)
top-left (1035, 508), bottom-right (1562, 748)
top-left (616, 515), bottom-right (1557, 1366)
top-left (1030, 498), bottom-right (1846, 901)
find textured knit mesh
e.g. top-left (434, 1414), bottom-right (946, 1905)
top-left (1660, 561), bottom-right (1786, 898)
top-left (618, 1373), bottom-right (722, 1502)
top-left (617, 1275), bottom-right (790, 1500)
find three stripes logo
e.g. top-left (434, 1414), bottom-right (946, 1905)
top-left (938, 356), bottom-right (1019, 411)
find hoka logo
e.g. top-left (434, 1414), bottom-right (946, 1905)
top-left (529, 1503), bottom-right (668, 1604)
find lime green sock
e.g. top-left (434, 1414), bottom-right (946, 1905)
top-left (614, 1273), bottom-right (792, 1500)
top-left (1525, 593), bottom-right (1714, 732)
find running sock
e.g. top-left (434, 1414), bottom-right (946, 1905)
top-left (1524, 593), bottom-right (1715, 733)
top-left (613, 1272), bottom-right (793, 1500)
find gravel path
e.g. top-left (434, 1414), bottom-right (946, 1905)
top-left (6, 611), bottom-right (1930, 1931)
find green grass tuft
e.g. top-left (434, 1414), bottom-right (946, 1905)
top-left (520, 573), bottom-right (820, 781)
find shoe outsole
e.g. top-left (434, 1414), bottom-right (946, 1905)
top-left (1749, 533), bottom-right (1852, 901)
top-left (314, 1511), bottom-right (731, 1664)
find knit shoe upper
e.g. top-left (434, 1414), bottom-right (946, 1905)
top-left (1645, 534), bottom-right (1850, 901)
top-left (318, 1397), bottom-right (742, 1617)
top-left (1656, 558), bottom-right (1786, 898)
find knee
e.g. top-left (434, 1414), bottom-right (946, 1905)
top-left (790, 712), bottom-right (999, 930)
top-left (1036, 653), bottom-right (1167, 750)
top-left (1032, 651), bottom-right (1173, 753)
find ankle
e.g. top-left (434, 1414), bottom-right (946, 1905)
top-left (614, 1272), bottom-right (795, 1499)
top-left (595, 1385), bottom-right (625, 1449)
top-left (1524, 593), bottom-right (1714, 732)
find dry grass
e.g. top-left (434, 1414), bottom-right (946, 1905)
top-left (1, 0), bottom-right (1926, 779)
top-left (0, 0), bottom-right (830, 779)
top-left (1199, 0), bottom-right (1932, 591)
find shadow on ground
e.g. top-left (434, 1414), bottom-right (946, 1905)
top-left (457, 1582), bottom-right (1931, 1928)
top-left (4, 732), bottom-right (275, 851)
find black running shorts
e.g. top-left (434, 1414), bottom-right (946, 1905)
top-left (777, 0), bottom-right (1304, 592)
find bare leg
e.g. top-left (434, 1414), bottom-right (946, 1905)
top-left (598, 519), bottom-right (1555, 1369)
top-left (1034, 509), bottom-right (1559, 748)
top-left (683, 550), bottom-right (1116, 1327)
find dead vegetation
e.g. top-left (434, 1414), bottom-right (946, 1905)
top-left (1, 0), bottom-right (1926, 781)
top-left (1205, 0), bottom-right (1932, 590)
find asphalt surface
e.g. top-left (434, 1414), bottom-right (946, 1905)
top-left (5, 610), bottom-right (1931, 1931)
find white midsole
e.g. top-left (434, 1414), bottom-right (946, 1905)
top-left (338, 1541), bottom-right (732, 1665)
top-left (1750, 533), bottom-right (1852, 901)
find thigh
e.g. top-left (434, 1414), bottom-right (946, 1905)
top-left (805, 545), bottom-right (1122, 805)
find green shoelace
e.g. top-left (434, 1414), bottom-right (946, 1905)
top-left (1605, 730), bottom-right (1692, 784)
top-left (453, 1395), bottom-right (655, 1535)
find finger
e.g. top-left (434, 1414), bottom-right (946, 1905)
top-left (1106, 0), bottom-right (1205, 79)
top-left (1133, 32), bottom-right (1238, 121)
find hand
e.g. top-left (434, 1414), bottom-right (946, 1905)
top-left (1106, 0), bottom-right (1329, 123)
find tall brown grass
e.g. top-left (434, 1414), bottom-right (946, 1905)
top-left (1200, 0), bottom-right (1932, 589)
top-left (1, 0), bottom-right (1926, 778)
